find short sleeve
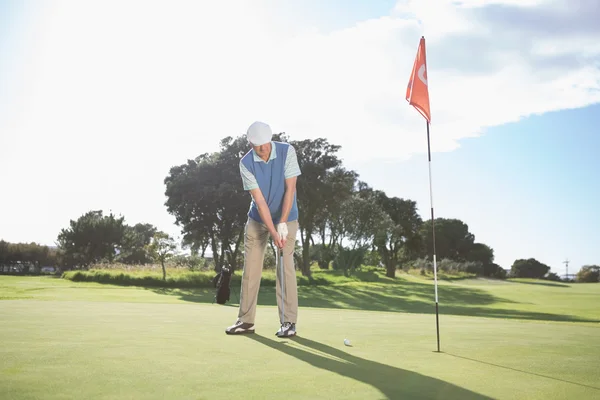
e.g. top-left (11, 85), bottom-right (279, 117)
top-left (240, 161), bottom-right (259, 191)
top-left (284, 145), bottom-right (301, 179)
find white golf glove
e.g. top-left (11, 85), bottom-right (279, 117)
top-left (277, 222), bottom-right (288, 241)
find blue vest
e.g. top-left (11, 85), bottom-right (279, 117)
top-left (240, 141), bottom-right (299, 224)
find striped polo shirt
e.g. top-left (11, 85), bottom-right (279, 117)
top-left (239, 141), bottom-right (301, 224)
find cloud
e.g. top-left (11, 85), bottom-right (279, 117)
top-left (389, 0), bottom-right (600, 148)
top-left (4, 0), bottom-right (600, 163)
top-left (1, 0), bottom-right (599, 243)
top-left (472, 0), bottom-right (600, 37)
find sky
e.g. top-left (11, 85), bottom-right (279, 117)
top-left (1, 0), bottom-right (599, 276)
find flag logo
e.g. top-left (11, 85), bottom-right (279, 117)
top-left (406, 36), bottom-right (431, 122)
top-left (418, 64), bottom-right (427, 86)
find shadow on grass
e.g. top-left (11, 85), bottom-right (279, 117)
top-left (244, 334), bottom-right (493, 400)
top-left (445, 353), bottom-right (600, 391)
top-left (146, 278), bottom-right (600, 323)
top-left (508, 280), bottom-right (571, 288)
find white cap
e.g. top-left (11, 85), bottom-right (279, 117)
top-left (246, 121), bottom-right (272, 146)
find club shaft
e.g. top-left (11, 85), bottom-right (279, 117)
top-left (280, 248), bottom-right (285, 324)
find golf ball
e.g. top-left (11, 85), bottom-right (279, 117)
top-left (344, 339), bottom-right (350, 346)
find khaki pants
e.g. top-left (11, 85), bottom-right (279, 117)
top-left (237, 218), bottom-right (298, 325)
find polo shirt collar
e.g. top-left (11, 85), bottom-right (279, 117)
top-left (252, 141), bottom-right (277, 163)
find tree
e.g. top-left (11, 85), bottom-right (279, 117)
top-left (164, 136), bottom-right (250, 272)
top-left (0, 240), bottom-right (61, 273)
top-left (118, 223), bottom-right (157, 264)
top-left (370, 190), bottom-right (423, 278)
top-left (576, 265), bottom-right (600, 283)
top-left (146, 232), bottom-right (177, 280)
top-left (466, 242), bottom-right (499, 277)
top-left (0, 240), bottom-right (9, 266)
top-left (56, 210), bottom-right (126, 268)
top-left (510, 258), bottom-right (551, 279)
top-left (333, 194), bottom-right (387, 276)
top-left (181, 233), bottom-right (210, 258)
top-left (467, 243), bottom-right (494, 266)
top-left (482, 262), bottom-right (507, 279)
top-left (488, 263), bottom-right (507, 279)
top-left (290, 138), bottom-right (348, 277)
top-left (313, 167), bottom-right (358, 269)
top-left (418, 218), bottom-right (475, 262)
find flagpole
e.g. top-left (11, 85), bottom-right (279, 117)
top-left (426, 120), bottom-right (440, 353)
top-left (405, 36), bottom-right (440, 352)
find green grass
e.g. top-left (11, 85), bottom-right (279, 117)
top-left (48, 268), bottom-right (600, 323)
top-left (1, 275), bottom-right (599, 399)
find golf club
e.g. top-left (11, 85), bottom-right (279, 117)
top-left (279, 246), bottom-right (285, 326)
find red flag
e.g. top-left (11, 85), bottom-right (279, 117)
top-left (406, 36), bottom-right (431, 122)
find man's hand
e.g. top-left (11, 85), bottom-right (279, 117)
top-left (277, 222), bottom-right (288, 247)
top-left (270, 229), bottom-right (284, 249)
top-left (275, 176), bottom-right (296, 250)
top-left (250, 187), bottom-right (284, 248)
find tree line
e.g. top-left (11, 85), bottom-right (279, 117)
top-left (1, 134), bottom-right (597, 282)
top-left (0, 211), bottom-right (178, 280)
top-left (161, 133), bottom-right (503, 278)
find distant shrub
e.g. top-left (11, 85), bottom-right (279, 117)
top-left (492, 267), bottom-right (507, 280)
top-left (62, 269), bottom-right (215, 288)
top-left (483, 263), bottom-right (507, 280)
top-left (363, 250), bottom-right (382, 269)
top-left (408, 258), bottom-right (432, 275)
top-left (60, 262), bottom-right (408, 289)
top-left (332, 247), bottom-right (366, 276)
top-left (170, 254), bottom-right (213, 271)
top-left (510, 258), bottom-right (551, 279)
top-left (437, 259), bottom-right (483, 275)
top-left (406, 258), bottom-right (486, 276)
top-left (544, 272), bottom-right (562, 282)
top-left (576, 265), bottom-right (600, 283)
top-left (62, 266), bottom-right (384, 289)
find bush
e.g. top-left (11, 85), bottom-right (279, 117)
top-left (492, 267), bottom-right (507, 279)
top-left (437, 259), bottom-right (483, 275)
top-left (510, 258), bottom-right (551, 279)
top-left (544, 272), bottom-right (562, 282)
top-left (576, 265), bottom-right (600, 283)
top-left (363, 250), bottom-right (382, 269)
top-left (170, 254), bottom-right (212, 271)
top-left (483, 263), bottom-right (507, 279)
top-left (310, 244), bottom-right (332, 269)
top-left (408, 258), bottom-right (432, 274)
top-left (332, 247), bottom-right (366, 276)
top-left (61, 266), bottom-right (382, 288)
top-left (263, 246), bottom-right (277, 269)
top-left (62, 269), bottom-right (215, 288)
top-left (407, 258), bottom-right (485, 276)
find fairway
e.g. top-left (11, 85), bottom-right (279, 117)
top-left (1, 276), bottom-right (599, 399)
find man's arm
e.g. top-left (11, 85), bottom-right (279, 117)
top-left (279, 176), bottom-right (297, 223)
top-left (249, 187), bottom-right (279, 240)
top-left (240, 160), bottom-right (281, 245)
top-left (279, 145), bottom-right (301, 223)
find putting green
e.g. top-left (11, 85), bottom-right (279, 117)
top-left (1, 276), bottom-right (599, 399)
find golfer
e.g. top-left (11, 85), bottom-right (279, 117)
top-left (226, 121), bottom-right (301, 337)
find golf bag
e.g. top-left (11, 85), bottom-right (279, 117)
top-left (213, 266), bottom-right (232, 305)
